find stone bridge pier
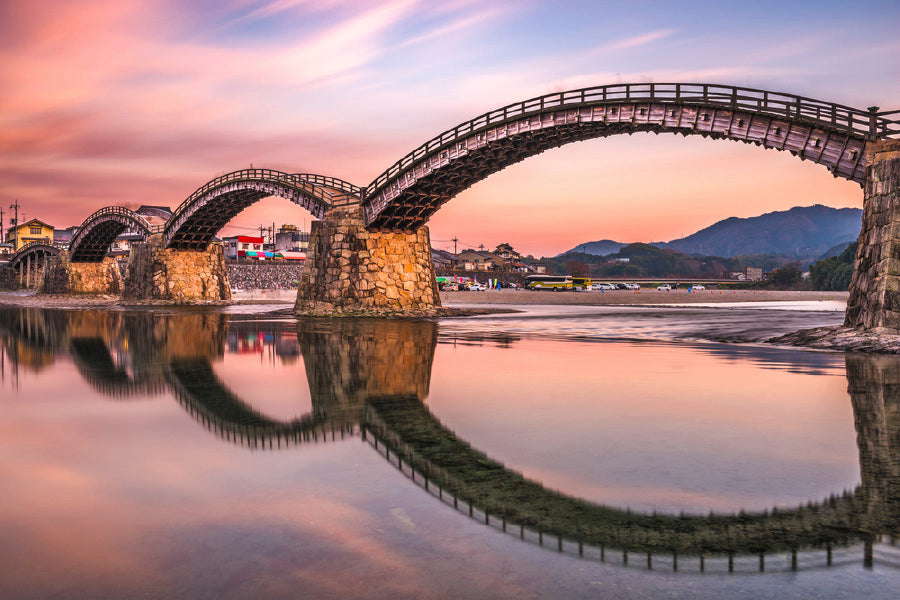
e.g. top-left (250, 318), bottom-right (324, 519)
top-left (294, 206), bottom-right (440, 315)
top-left (123, 235), bottom-right (231, 302)
top-left (38, 250), bottom-right (123, 295)
top-left (846, 139), bottom-right (900, 332)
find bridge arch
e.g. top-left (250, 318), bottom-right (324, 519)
top-left (165, 169), bottom-right (362, 250)
top-left (7, 241), bottom-right (63, 288)
top-left (8, 241), bottom-right (62, 269)
top-left (69, 206), bottom-right (152, 262)
top-left (363, 82), bottom-right (899, 229)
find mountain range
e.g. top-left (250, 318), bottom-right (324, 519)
top-left (560, 205), bottom-right (862, 262)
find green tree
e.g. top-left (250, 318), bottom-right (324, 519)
top-left (768, 263), bottom-right (802, 287)
top-left (808, 242), bottom-right (857, 290)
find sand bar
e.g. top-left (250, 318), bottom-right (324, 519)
top-left (440, 289), bottom-right (849, 306)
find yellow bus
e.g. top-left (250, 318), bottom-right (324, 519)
top-left (571, 277), bottom-right (592, 291)
top-left (525, 275), bottom-right (573, 291)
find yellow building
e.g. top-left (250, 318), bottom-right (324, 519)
top-left (4, 218), bottom-right (55, 251)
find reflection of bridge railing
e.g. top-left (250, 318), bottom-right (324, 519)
top-left (366, 82), bottom-right (898, 197)
top-left (167, 357), bottom-right (360, 449)
top-left (363, 397), bottom-right (892, 574)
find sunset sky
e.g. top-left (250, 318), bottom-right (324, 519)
top-left (1, 0), bottom-right (897, 257)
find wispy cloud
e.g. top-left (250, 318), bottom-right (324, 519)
top-left (593, 28), bottom-right (677, 53)
top-left (0, 0), bottom-right (890, 254)
top-left (395, 7), bottom-right (502, 49)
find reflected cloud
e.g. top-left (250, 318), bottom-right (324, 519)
top-left (1, 305), bottom-right (899, 576)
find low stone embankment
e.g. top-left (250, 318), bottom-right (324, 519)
top-left (226, 263), bottom-right (304, 290)
top-left (113, 260), bottom-right (304, 291)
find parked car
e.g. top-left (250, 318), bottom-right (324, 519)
top-left (615, 283), bottom-right (630, 290)
top-left (657, 284), bottom-right (672, 291)
top-left (691, 284), bottom-right (706, 290)
top-left (619, 282), bottom-right (640, 290)
top-left (467, 283), bottom-right (486, 291)
top-left (593, 282), bottom-right (617, 290)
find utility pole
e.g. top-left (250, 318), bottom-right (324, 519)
top-left (0, 206), bottom-right (4, 246)
top-left (451, 236), bottom-right (459, 254)
top-left (258, 224), bottom-right (266, 241)
top-left (478, 243), bottom-right (485, 252)
top-left (9, 199), bottom-right (20, 250)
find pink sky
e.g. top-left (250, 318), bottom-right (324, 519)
top-left (1, 0), bottom-right (897, 256)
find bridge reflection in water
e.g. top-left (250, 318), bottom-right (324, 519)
top-left (1, 307), bottom-right (898, 573)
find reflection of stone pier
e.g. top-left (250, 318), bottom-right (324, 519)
top-left (846, 354), bottom-right (900, 554)
top-left (298, 318), bottom-right (438, 425)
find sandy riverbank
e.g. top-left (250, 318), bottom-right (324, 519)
top-left (0, 288), bottom-right (849, 309)
top-left (440, 288), bottom-right (849, 306)
top-left (0, 290), bottom-right (297, 308)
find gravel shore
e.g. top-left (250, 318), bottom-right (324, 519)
top-left (0, 288), bottom-right (849, 309)
top-left (440, 288), bottom-right (849, 306)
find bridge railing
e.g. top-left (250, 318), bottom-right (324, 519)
top-left (169, 169), bottom-right (362, 223)
top-left (68, 206), bottom-right (153, 253)
top-left (294, 173), bottom-right (362, 196)
top-left (366, 82), bottom-right (899, 196)
top-left (77, 206), bottom-right (153, 233)
top-left (8, 240), bottom-right (63, 264)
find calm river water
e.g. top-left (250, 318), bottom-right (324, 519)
top-left (0, 302), bottom-right (898, 599)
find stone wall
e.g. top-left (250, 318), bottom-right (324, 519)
top-left (846, 139), bottom-right (900, 332)
top-left (123, 235), bottom-right (232, 302)
top-left (37, 251), bottom-right (123, 295)
top-left (295, 206), bottom-right (440, 315)
top-left (228, 263), bottom-right (303, 289)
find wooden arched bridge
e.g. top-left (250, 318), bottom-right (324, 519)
top-left (165, 170), bottom-right (361, 250)
top-left (364, 83), bottom-right (897, 228)
top-left (6, 82), bottom-right (900, 327)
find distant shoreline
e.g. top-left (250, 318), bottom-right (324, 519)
top-left (440, 289), bottom-right (849, 306)
top-left (0, 288), bottom-right (849, 309)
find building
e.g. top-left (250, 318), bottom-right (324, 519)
top-left (53, 226), bottom-right (79, 248)
top-left (494, 243), bottom-right (522, 262)
top-left (109, 232), bottom-right (147, 257)
top-left (135, 205), bottom-right (173, 229)
top-left (746, 267), bottom-right (763, 281)
top-left (223, 235), bottom-right (265, 259)
top-left (274, 224), bottom-right (310, 253)
top-left (432, 249), bottom-right (455, 271)
top-left (4, 218), bottom-right (54, 251)
top-left (455, 250), bottom-right (505, 271)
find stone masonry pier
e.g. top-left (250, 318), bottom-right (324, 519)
top-left (846, 139), bottom-right (900, 332)
top-left (37, 251), bottom-right (123, 295)
top-left (123, 235), bottom-right (231, 302)
top-left (294, 206), bottom-right (440, 315)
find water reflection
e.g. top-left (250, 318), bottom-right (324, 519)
top-left (0, 306), bottom-right (898, 574)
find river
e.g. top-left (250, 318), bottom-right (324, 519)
top-left (0, 301), bottom-right (896, 599)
